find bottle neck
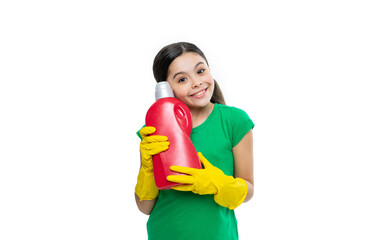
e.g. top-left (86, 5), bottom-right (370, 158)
top-left (155, 82), bottom-right (174, 100)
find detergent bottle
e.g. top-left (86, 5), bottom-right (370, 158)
top-left (145, 81), bottom-right (201, 190)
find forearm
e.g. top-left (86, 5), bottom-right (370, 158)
top-left (243, 180), bottom-right (254, 203)
top-left (135, 127), bottom-right (168, 215)
top-left (135, 193), bottom-right (157, 215)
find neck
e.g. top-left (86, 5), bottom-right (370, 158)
top-left (190, 102), bottom-right (214, 128)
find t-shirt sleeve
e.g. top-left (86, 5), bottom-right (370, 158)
top-left (229, 107), bottom-right (255, 147)
top-left (136, 124), bottom-right (146, 140)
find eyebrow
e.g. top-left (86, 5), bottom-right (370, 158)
top-left (172, 62), bottom-right (206, 80)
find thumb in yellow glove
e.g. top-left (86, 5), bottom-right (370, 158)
top-left (135, 126), bottom-right (169, 201)
top-left (167, 152), bottom-right (247, 210)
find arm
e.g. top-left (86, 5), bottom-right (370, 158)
top-left (134, 127), bottom-right (169, 215)
top-left (135, 193), bottom-right (156, 215)
top-left (134, 152), bottom-right (157, 215)
top-left (165, 129), bottom-right (254, 210)
top-left (168, 151), bottom-right (249, 210)
top-left (233, 129), bottom-right (254, 203)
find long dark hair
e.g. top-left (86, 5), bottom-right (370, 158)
top-left (153, 42), bottom-right (226, 105)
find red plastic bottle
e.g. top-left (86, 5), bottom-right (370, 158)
top-left (145, 82), bottom-right (201, 190)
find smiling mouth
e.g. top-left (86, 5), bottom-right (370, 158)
top-left (190, 87), bottom-right (208, 97)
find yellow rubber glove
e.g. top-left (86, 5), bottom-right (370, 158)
top-left (167, 152), bottom-right (247, 210)
top-left (135, 126), bottom-right (169, 201)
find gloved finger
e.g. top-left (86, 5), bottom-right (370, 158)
top-left (167, 174), bottom-right (195, 184)
top-left (148, 143), bottom-right (169, 155)
top-left (140, 126), bottom-right (156, 137)
top-left (198, 152), bottom-right (213, 168)
top-left (142, 135), bottom-right (168, 143)
top-left (171, 184), bottom-right (194, 192)
top-left (142, 141), bottom-right (169, 150)
top-left (170, 165), bottom-right (197, 175)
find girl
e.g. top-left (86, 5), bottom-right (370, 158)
top-left (135, 42), bottom-right (254, 240)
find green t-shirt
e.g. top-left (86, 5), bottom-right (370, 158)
top-left (137, 103), bottom-right (254, 240)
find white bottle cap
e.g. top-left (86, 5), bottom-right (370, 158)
top-left (155, 81), bottom-right (174, 100)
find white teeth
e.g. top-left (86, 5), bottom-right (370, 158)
top-left (193, 89), bottom-right (205, 97)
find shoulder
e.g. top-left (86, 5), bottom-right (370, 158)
top-left (215, 104), bottom-right (252, 122)
top-left (215, 104), bottom-right (255, 147)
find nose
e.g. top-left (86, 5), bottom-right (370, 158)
top-left (192, 78), bottom-right (202, 88)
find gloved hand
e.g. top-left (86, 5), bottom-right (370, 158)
top-left (167, 152), bottom-right (247, 210)
top-left (135, 126), bottom-right (169, 201)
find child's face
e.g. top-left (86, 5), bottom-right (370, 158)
top-left (166, 52), bottom-right (214, 109)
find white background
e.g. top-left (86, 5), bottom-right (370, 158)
top-left (1, 0), bottom-right (371, 239)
